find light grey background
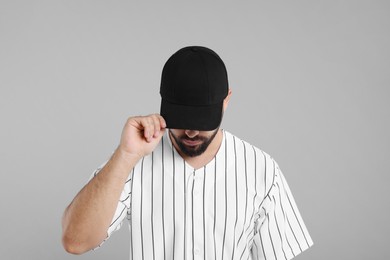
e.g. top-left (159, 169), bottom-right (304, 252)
top-left (1, 1), bottom-right (389, 259)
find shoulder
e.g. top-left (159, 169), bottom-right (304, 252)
top-left (223, 129), bottom-right (282, 191)
top-left (223, 129), bottom-right (277, 164)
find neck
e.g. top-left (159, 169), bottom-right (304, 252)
top-left (169, 129), bottom-right (224, 170)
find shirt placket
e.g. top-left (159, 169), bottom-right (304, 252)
top-left (185, 167), bottom-right (205, 260)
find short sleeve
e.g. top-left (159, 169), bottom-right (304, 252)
top-left (251, 161), bottom-right (313, 259)
top-left (87, 154), bottom-right (133, 250)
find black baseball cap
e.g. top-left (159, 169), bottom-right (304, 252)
top-left (160, 46), bottom-right (229, 131)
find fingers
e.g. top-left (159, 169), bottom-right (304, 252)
top-left (138, 114), bottom-right (166, 142)
top-left (158, 115), bottom-right (167, 129)
top-left (151, 116), bottom-right (160, 138)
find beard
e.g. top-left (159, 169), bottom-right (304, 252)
top-left (169, 128), bottom-right (219, 157)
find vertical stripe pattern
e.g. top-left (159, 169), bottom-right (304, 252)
top-left (89, 130), bottom-right (313, 260)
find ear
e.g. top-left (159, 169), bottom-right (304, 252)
top-left (223, 88), bottom-right (232, 112)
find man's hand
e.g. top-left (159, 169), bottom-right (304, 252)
top-left (118, 114), bottom-right (166, 159)
top-left (62, 114), bottom-right (166, 254)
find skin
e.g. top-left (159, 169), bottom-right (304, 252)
top-left (169, 128), bottom-right (222, 169)
top-left (61, 89), bottom-right (232, 254)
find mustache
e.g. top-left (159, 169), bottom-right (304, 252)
top-left (179, 136), bottom-right (206, 142)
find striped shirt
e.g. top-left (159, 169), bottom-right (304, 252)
top-left (90, 129), bottom-right (313, 259)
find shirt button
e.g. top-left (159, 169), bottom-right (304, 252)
top-left (195, 248), bottom-right (200, 255)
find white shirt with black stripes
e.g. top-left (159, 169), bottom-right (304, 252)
top-left (90, 129), bottom-right (313, 260)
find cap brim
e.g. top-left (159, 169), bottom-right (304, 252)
top-left (160, 99), bottom-right (223, 131)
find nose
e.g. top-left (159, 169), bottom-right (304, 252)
top-left (184, 130), bottom-right (199, 139)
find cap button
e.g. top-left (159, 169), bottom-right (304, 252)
top-left (191, 47), bottom-right (198, 52)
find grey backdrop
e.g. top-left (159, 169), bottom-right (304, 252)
top-left (1, 1), bottom-right (389, 259)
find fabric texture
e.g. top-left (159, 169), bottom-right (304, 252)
top-left (89, 129), bottom-right (313, 259)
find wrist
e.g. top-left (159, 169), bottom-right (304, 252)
top-left (115, 146), bottom-right (142, 165)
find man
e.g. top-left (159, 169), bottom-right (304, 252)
top-left (62, 46), bottom-right (313, 259)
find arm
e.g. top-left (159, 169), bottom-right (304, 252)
top-left (61, 114), bottom-right (166, 254)
top-left (251, 159), bottom-right (313, 259)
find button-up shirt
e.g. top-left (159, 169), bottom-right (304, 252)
top-left (90, 129), bottom-right (313, 259)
